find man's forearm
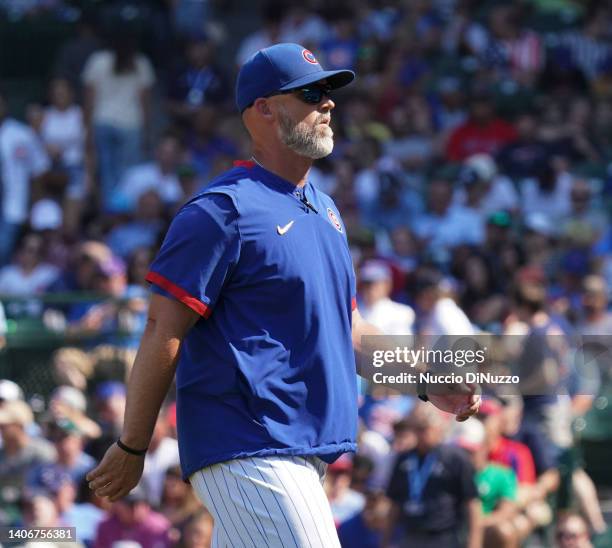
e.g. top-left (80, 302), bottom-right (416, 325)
top-left (120, 318), bottom-right (181, 449)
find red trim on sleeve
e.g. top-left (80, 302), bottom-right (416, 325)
top-left (233, 160), bottom-right (256, 168)
top-left (351, 297), bottom-right (357, 311)
top-left (146, 271), bottom-right (212, 318)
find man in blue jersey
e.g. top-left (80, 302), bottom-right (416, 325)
top-left (87, 43), bottom-right (480, 547)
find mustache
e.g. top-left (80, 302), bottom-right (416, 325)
top-left (316, 115), bottom-right (331, 125)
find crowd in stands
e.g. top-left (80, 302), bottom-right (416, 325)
top-left (1, 0), bottom-right (612, 546)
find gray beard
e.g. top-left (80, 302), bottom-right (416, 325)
top-left (277, 106), bottom-right (334, 159)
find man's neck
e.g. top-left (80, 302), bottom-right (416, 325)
top-left (251, 146), bottom-right (312, 188)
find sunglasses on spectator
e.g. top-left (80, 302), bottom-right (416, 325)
top-left (266, 84), bottom-right (333, 105)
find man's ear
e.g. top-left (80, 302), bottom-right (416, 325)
top-left (254, 98), bottom-right (273, 118)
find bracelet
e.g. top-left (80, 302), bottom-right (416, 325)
top-left (116, 438), bottom-right (148, 456)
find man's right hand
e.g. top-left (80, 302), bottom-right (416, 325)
top-left (86, 442), bottom-right (145, 502)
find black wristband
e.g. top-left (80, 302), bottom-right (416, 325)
top-left (117, 438), bottom-right (147, 456)
top-left (417, 376), bottom-right (428, 402)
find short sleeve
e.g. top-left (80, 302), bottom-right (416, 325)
top-left (146, 193), bottom-right (240, 318)
top-left (499, 468), bottom-right (518, 503)
top-left (82, 52), bottom-right (106, 85)
top-left (26, 129), bottom-right (50, 176)
top-left (137, 55), bottom-right (155, 88)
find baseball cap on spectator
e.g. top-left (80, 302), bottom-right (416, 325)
top-left (360, 260), bottom-right (391, 283)
top-left (461, 154), bottom-right (497, 184)
top-left (487, 211), bottom-right (512, 228)
top-left (328, 453), bottom-right (353, 474)
top-left (95, 381), bottom-right (126, 400)
top-left (98, 256), bottom-right (126, 278)
top-left (47, 417), bottom-right (82, 438)
top-left (0, 379), bottom-right (24, 402)
top-left (50, 386), bottom-right (87, 413)
top-left (236, 43), bottom-right (355, 112)
top-left (0, 399), bottom-right (34, 426)
top-left (30, 199), bottom-right (63, 231)
top-left (449, 417), bottom-right (485, 451)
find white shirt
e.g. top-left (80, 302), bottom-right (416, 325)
top-left (0, 302), bottom-right (6, 336)
top-left (454, 175), bottom-right (520, 216)
top-left (413, 205), bottom-right (484, 251)
top-left (521, 172), bottom-right (573, 224)
top-left (360, 297), bottom-right (415, 335)
top-left (422, 297), bottom-right (474, 336)
top-left (41, 105), bottom-right (85, 166)
top-left (0, 118), bottom-right (50, 224)
top-left (116, 162), bottom-right (183, 210)
top-left (0, 263), bottom-right (59, 296)
top-left (141, 437), bottom-right (180, 506)
top-left (82, 51), bottom-right (155, 129)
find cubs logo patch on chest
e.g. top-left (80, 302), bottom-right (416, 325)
top-left (327, 208), bottom-right (343, 233)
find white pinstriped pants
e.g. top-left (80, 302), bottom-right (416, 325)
top-left (190, 455), bottom-right (341, 548)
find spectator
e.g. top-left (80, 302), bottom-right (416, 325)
top-left (415, 272), bottom-right (475, 336)
top-left (140, 410), bottom-right (180, 508)
top-left (450, 417), bottom-right (522, 548)
top-left (166, 32), bottom-right (229, 124)
top-left (179, 508), bottom-right (214, 548)
top-left (386, 403), bottom-right (481, 548)
top-left (324, 454), bottom-right (366, 527)
top-left (521, 162), bottom-right (573, 225)
top-left (50, 348), bottom-right (94, 393)
top-left (40, 78), bottom-right (87, 233)
top-left (0, 232), bottom-right (59, 297)
top-left (0, 400), bottom-right (56, 515)
top-left (235, 0), bottom-right (285, 67)
top-left (578, 275), bottom-right (612, 334)
top-left (412, 178), bottom-right (484, 258)
top-left (94, 486), bottom-right (172, 548)
top-left (48, 385), bottom-right (102, 441)
top-left (64, 476), bottom-right (108, 547)
top-left (497, 111), bottom-right (551, 180)
top-left (159, 465), bottom-right (202, 531)
top-left (555, 512), bottom-right (594, 548)
top-left (455, 154), bottom-right (519, 218)
top-left (105, 190), bottom-right (166, 260)
top-left (446, 91), bottom-right (517, 162)
top-left (338, 491), bottom-right (392, 548)
top-left (42, 417), bottom-right (96, 485)
top-left (112, 133), bottom-right (185, 214)
top-left (0, 91), bottom-right (51, 266)
top-left (358, 260), bottom-right (415, 335)
top-left (82, 31), bottom-right (155, 211)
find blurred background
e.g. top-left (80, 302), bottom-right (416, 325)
top-left (1, 0), bottom-right (612, 546)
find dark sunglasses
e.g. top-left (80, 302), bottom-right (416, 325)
top-left (267, 84), bottom-right (333, 105)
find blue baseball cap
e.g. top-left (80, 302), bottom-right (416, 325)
top-left (236, 43), bottom-right (355, 113)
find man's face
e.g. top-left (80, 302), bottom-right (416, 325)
top-left (272, 83), bottom-right (335, 159)
top-left (556, 516), bottom-right (592, 548)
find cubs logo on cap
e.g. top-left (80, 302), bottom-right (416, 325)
top-left (302, 49), bottom-right (318, 64)
top-left (327, 208), bottom-right (343, 233)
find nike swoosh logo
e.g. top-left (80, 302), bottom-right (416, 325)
top-left (276, 220), bottom-right (295, 235)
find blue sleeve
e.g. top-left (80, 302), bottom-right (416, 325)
top-left (146, 193), bottom-right (240, 318)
